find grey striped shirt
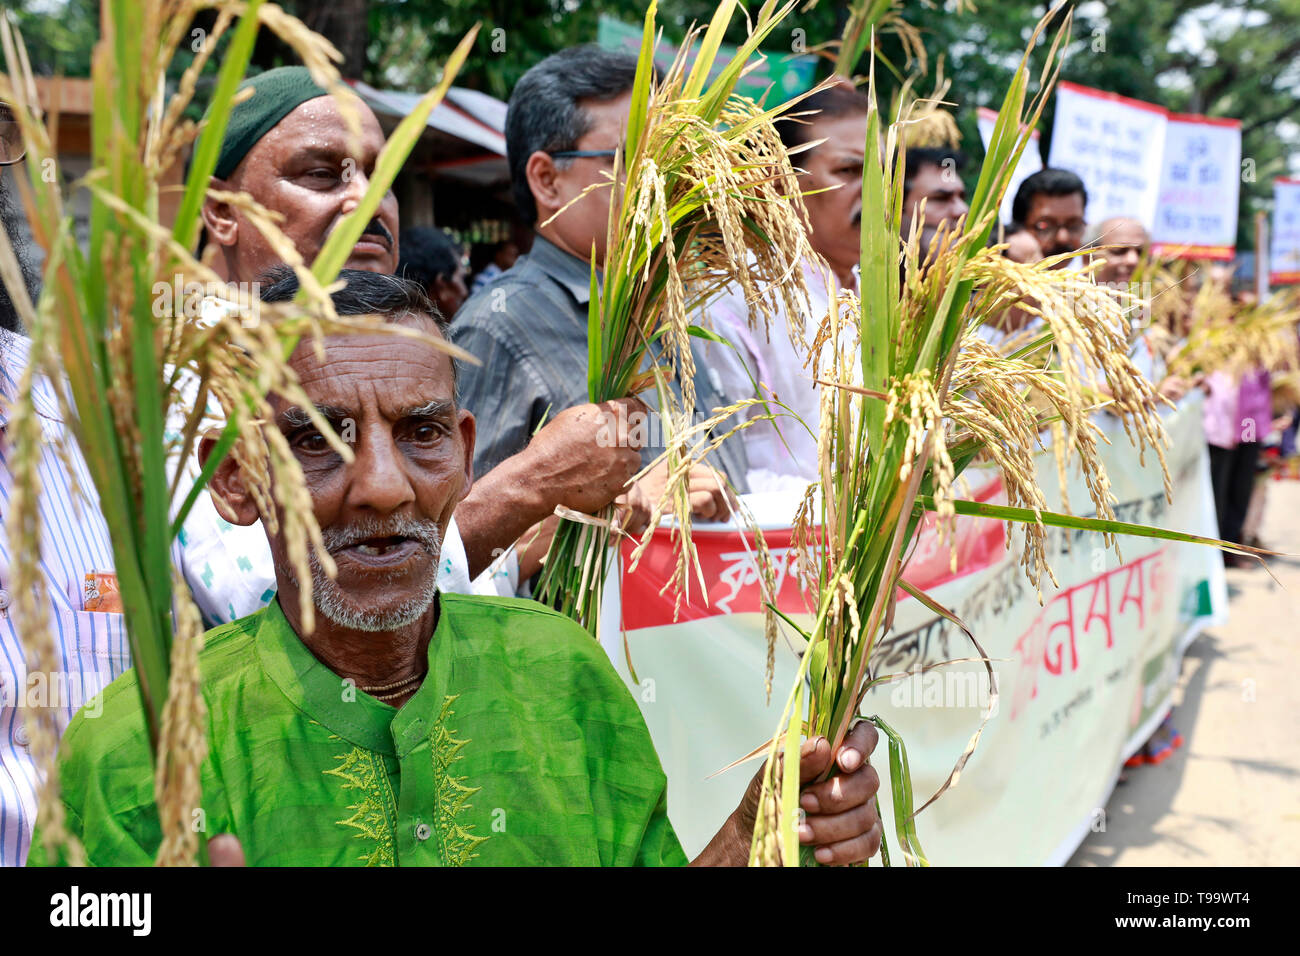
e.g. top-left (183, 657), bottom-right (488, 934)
top-left (451, 236), bottom-right (749, 490)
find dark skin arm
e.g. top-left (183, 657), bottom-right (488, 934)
top-left (691, 720), bottom-right (883, 866)
top-left (457, 398), bottom-right (647, 578)
top-left (459, 400), bottom-right (736, 579)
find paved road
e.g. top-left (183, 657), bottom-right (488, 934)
top-left (1069, 478), bottom-right (1300, 866)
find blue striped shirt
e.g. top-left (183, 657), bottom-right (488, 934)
top-left (0, 330), bottom-right (132, 867)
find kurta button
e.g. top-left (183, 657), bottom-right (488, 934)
top-left (0, 590), bottom-right (10, 611)
top-left (14, 722), bottom-right (29, 747)
top-left (414, 823), bottom-right (431, 842)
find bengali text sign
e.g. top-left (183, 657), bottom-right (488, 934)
top-left (1271, 178), bottom-right (1300, 285)
top-left (1152, 113), bottom-right (1241, 260)
top-left (1048, 81), bottom-right (1168, 229)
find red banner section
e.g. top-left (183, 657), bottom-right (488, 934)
top-left (620, 475), bottom-right (1008, 630)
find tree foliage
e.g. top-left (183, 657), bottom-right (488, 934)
top-left (8, 0), bottom-right (1298, 248)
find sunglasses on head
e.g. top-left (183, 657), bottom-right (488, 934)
top-left (0, 103), bottom-right (26, 167)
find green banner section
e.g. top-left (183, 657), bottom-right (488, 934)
top-left (596, 15), bottom-right (818, 101)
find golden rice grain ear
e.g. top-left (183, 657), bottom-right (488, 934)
top-left (154, 570), bottom-right (208, 867)
top-left (2, 0), bottom-right (469, 865)
top-left (747, 752), bottom-right (786, 867)
top-left (1167, 271), bottom-right (1300, 383)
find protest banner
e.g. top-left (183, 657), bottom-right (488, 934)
top-left (1151, 113), bottom-right (1242, 260)
top-left (1271, 178), bottom-right (1300, 285)
top-left (978, 105), bottom-right (1042, 226)
top-left (1048, 81), bottom-right (1168, 229)
top-left (602, 396), bottom-right (1225, 864)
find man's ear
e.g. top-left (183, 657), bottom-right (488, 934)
top-left (456, 408), bottom-right (476, 502)
top-left (200, 434), bottom-right (261, 526)
top-left (200, 175), bottom-right (239, 249)
top-left (524, 151), bottom-right (562, 223)
top-left (432, 276), bottom-right (453, 305)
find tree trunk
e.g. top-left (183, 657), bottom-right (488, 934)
top-left (299, 0), bottom-right (369, 80)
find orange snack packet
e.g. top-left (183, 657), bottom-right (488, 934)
top-left (83, 570), bottom-right (123, 613)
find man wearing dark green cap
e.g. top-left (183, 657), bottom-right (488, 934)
top-left (202, 66), bottom-right (401, 281)
top-left (186, 68), bottom-right (654, 599)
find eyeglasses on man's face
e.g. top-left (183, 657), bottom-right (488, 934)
top-left (0, 104), bottom-right (26, 167)
top-left (1028, 217), bottom-right (1086, 241)
top-left (548, 149), bottom-right (618, 163)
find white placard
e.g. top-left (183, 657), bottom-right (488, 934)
top-left (1048, 81), bottom-right (1168, 230)
top-left (977, 106), bottom-right (1043, 226)
top-left (1270, 178), bottom-right (1300, 285)
top-left (1151, 114), bottom-right (1242, 260)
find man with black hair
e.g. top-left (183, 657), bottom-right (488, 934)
top-left (902, 145), bottom-right (969, 238)
top-left (1010, 167), bottom-right (1089, 262)
top-left (452, 46), bottom-right (743, 521)
top-left (698, 81), bottom-right (870, 489)
top-left (399, 226), bottom-right (469, 321)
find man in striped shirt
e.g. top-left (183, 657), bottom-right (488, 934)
top-left (0, 127), bottom-right (141, 866)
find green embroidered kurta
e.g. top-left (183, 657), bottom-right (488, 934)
top-left (29, 594), bottom-right (688, 867)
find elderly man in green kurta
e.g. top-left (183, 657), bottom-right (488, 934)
top-left (30, 270), bottom-right (882, 867)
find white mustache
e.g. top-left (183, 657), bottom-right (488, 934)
top-left (322, 516), bottom-right (442, 555)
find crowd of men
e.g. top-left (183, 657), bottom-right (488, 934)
top-left (1, 55), bottom-right (884, 868)
top-left (0, 39), bottom-right (1286, 866)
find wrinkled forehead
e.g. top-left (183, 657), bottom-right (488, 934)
top-left (240, 94), bottom-right (385, 173)
top-left (285, 320), bottom-right (457, 413)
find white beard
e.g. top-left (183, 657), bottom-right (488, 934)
top-left (306, 516), bottom-right (443, 632)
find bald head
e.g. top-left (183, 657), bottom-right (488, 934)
top-left (1090, 217), bottom-right (1149, 286)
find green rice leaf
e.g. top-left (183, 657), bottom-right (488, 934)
top-left (171, 0), bottom-right (266, 251)
top-left (624, 0), bottom-right (659, 161)
top-left (170, 414), bottom-right (240, 541)
top-left (872, 714), bottom-right (929, 867)
top-left (915, 495), bottom-right (1271, 557)
top-left (682, 0), bottom-right (738, 102)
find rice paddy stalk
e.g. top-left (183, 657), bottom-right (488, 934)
top-left (534, 0), bottom-right (822, 636)
top-left (1160, 271), bottom-right (1300, 382)
top-left (750, 9), bottom-right (1250, 866)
